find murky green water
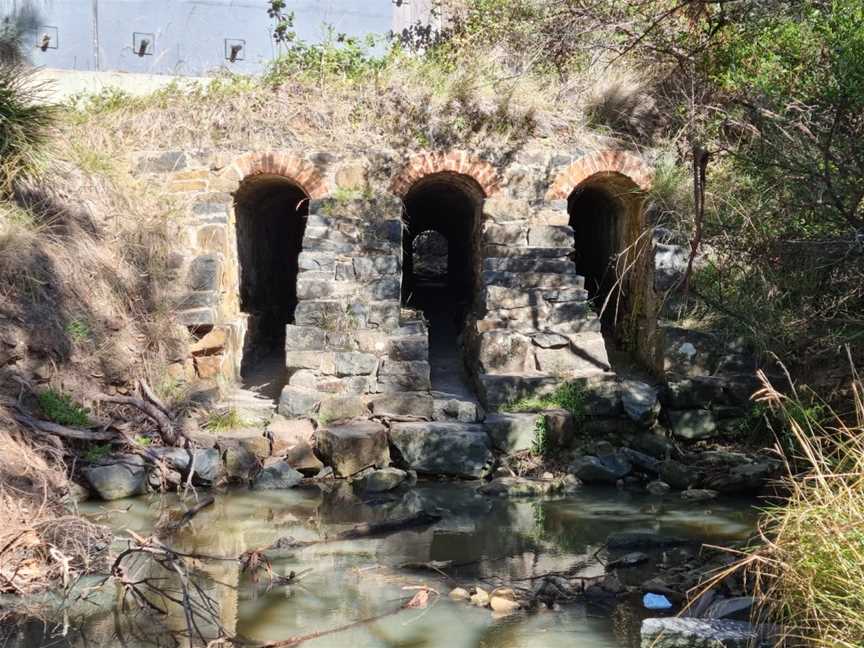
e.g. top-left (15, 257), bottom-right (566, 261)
top-left (13, 483), bottom-right (758, 648)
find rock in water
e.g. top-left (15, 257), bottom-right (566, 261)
top-left (253, 461), bottom-right (303, 489)
top-left (353, 467), bottom-right (406, 493)
top-left (640, 618), bottom-right (762, 648)
top-left (681, 488), bottom-right (718, 503)
top-left (489, 587), bottom-right (520, 613)
top-left (470, 587), bottom-right (490, 607)
top-left (84, 454), bottom-right (148, 501)
top-left (316, 420), bottom-right (390, 477)
top-left (449, 587), bottom-right (470, 601)
top-left (389, 422), bottom-right (492, 478)
top-left (571, 454), bottom-right (632, 484)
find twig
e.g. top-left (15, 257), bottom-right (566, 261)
top-left (96, 393), bottom-right (177, 446)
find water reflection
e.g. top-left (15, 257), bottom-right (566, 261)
top-left (12, 484), bottom-right (757, 648)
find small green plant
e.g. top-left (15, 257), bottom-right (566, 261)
top-left (133, 435), bottom-right (152, 447)
top-left (37, 389), bottom-right (91, 427)
top-left (84, 443), bottom-right (111, 462)
top-left (203, 408), bottom-right (247, 432)
top-left (531, 415), bottom-right (549, 456)
top-left (504, 382), bottom-right (586, 422)
top-left (65, 318), bottom-right (91, 344)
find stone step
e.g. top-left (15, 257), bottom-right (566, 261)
top-left (389, 421), bottom-right (493, 479)
top-left (478, 370), bottom-right (611, 409)
top-left (431, 391), bottom-right (485, 423)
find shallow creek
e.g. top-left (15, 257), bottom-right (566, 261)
top-left (18, 484), bottom-right (758, 647)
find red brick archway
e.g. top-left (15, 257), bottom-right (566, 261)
top-left (220, 151), bottom-right (328, 198)
top-left (390, 151), bottom-right (501, 197)
top-left (546, 150), bottom-right (653, 200)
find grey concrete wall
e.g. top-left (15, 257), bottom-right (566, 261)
top-left (2, 0), bottom-right (425, 76)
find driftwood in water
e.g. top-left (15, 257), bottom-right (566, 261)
top-left (157, 495), bottom-right (215, 533)
top-left (269, 511), bottom-right (442, 550)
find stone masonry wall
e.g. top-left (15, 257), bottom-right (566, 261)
top-left (130, 146), bottom-right (658, 418)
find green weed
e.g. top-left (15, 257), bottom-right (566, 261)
top-left (504, 382), bottom-right (586, 422)
top-left (65, 318), bottom-right (91, 345)
top-left (38, 389), bottom-right (91, 427)
top-left (84, 443), bottom-right (111, 462)
top-left (203, 408), bottom-right (248, 432)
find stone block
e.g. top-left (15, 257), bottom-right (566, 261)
top-left (298, 251), bottom-right (337, 272)
top-left (190, 327), bottom-right (227, 355)
top-left (483, 257), bottom-right (575, 274)
top-left (278, 386), bottom-right (321, 417)
top-left (668, 409), bottom-right (719, 441)
top-left (316, 420), bottom-right (390, 477)
top-left (367, 302), bottom-right (401, 329)
top-left (527, 225), bottom-right (573, 248)
top-left (621, 380), bottom-right (660, 427)
top-left (186, 255), bottom-right (223, 292)
top-left (253, 461), bottom-right (303, 489)
top-left (136, 151), bottom-right (186, 173)
top-left (534, 346), bottom-right (609, 375)
top-left (352, 467), bottom-right (406, 493)
top-left (582, 376), bottom-right (622, 416)
top-left (177, 291), bottom-right (217, 310)
top-left (484, 413), bottom-right (537, 453)
top-left (318, 395), bottom-right (370, 422)
top-left (335, 260), bottom-right (355, 281)
top-left (478, 374), bottom-right (559, 408)
top-left (378, 360), bottom-right (431, 391)
top-left (640, 618), bottom-right (763, 648)
top-left (483, 197), bottom-right (530, 223)
top-left (662, 325), bottom-right (720, 378)
top-left (484, 223), bottom-right (526, 246)
top-left (196, 225), bottom-right (227, 253)
top-left (484, 285), bottom-right (544, 310)
top-left (367, 277), bottom-right (401, 300)
top-left (332, 352), bottom-right (378, 376)
top-left (571, 454), bottom-right (631, 484)
top-left (389, 422), bottom-right (492, 478)
top-left (353, 255), bottom-right (399, 280)
top-left (481, 271), bottom-right (578, 290)
top-left (285, 351), bottom-right (324, 370)
top-left (194, 354), bottom-right (223, 379)
top-left (369, 393), bottom-right (434, 419)
top-left (335, 163), bottom-right (368, 189)
top-left (543, 408), bottom-right (575, 447)
top-left (285, 325), bottom-right (327, 352)
top-left (191, 448), bottom-right (223, 484)
top-left (224, 446), bottom-right (258, 481)
top-left (84, 454), bottom-right (148, 501)
top-left (476, 330), bottom-right (534, 374)
top-left (387, 336), bottom-right (428, 362)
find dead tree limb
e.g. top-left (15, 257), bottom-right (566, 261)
top-left (11, 412), bottom-right (118, 442)
top-left (96, 394), bottom-right (178, 446)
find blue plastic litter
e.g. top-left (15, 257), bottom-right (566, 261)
top-left (643, 593), bottom-right (673, 610)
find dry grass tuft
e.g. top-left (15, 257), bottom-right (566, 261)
top-left (0, 419), bottom-right (110, 594)
top-left (718, 364), bottom-right (864, 647)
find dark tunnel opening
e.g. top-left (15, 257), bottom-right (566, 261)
top-left (234, 175), bottom-right (309, 399)
top-left (568, 184), bottom-right (625, 331)
top-left (402, 175), bottom-right (480, 395)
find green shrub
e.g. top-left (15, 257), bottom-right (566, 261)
top-left (203, 408), bottom-right (247, 432)
top-left (504, 382), bottom-right (586, 422)
top-left (38, 389), bottom-right (91, 427)
top-left (84, 443), bottom-right (111, 463)
top-left (0, 64), bottom-right (58, 194)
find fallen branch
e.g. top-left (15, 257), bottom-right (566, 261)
top-left (158, 495), bottom-right (215, 533)
top-left (11, 412), bottom-right (118, 442)
top-left (96, 394), bottom-right (178, 446)
top-left (267, 511), bottom-right (442, 550)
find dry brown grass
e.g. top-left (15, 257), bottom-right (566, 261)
top-left (704, 364), bottom-right (864, 647)
top-left (0, 417), bottom-right (110, 595)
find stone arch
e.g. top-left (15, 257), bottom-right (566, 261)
top-left (546, 149), bottom-right (653, 200)
top-left (390, 151), bottom-right (502, 197)
top-left (220, 151), bottom-right (328, 198)
top-left (553, 150), bottom-right (657, 371)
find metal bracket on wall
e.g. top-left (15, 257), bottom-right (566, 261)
top-left (225, 39), bottom-right (245, 63)
top-left (37, 26), bottom-right (59, 51)
top-left (133, 32), bottom-right (155, 57)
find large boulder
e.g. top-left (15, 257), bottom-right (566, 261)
top-left (266, 416), bottom-right (322, 475)
top-left (484, 413), bottom-right (537, 453)
top-left (190, 448), bottom-right (224, 484)
top-left (668, 409), bottom-right (719, 441)
top-left (253, 460), bottom-right (304, 490)
top-left (316, 420), bottom-right (390, 477)
top-left (84, 454), bottom-right (148, 501)
top-left (389, 422), bottom-right (493, 479)
top-left (621, 380), bottom-right (660, 426)
top-left (570, 454), bottom-right (632, 484)
top-left (352, 467), bottom-right (406, 493)
top-left (640, 618), bottom-right (762, 648)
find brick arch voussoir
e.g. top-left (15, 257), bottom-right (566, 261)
top-left (546, 150), bottom-right (654, 200)
top-left (220, 151), bottom-right (328, 198)
top-left (390, 151), bottom-right (502, 197)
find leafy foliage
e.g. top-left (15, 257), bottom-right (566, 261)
top-left (504, 382), bottom-right (586, 422)
top-left (38, 389), bottom-right (91, 427)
